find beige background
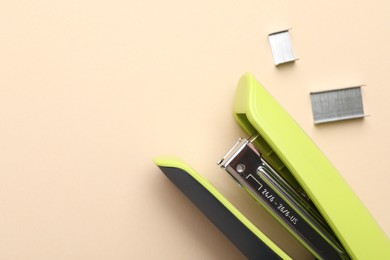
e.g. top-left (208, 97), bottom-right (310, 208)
top-left (1, 1), bottom-right (389, 259)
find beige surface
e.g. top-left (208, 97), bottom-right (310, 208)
top-left (1, 1), bottom-right (389, 259)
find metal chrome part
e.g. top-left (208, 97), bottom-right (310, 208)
top-left (218, 137), bottom-right (350, 259)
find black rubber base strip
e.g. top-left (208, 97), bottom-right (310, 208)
top-left (158, 166), bottom-right (283, 260)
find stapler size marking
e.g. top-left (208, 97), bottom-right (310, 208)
top-left (218, 135), bottom-right (350, 260)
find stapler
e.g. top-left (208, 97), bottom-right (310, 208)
top-left (154, 73), bottom-right (390, 259)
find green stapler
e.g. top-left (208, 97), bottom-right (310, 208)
top-left (154, 73), bottom-right (390, 259)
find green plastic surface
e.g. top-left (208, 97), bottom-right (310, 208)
top-left (154, 157), bottom-right (291, 259)
top-left (233, 72), bottom-right (390, 259)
